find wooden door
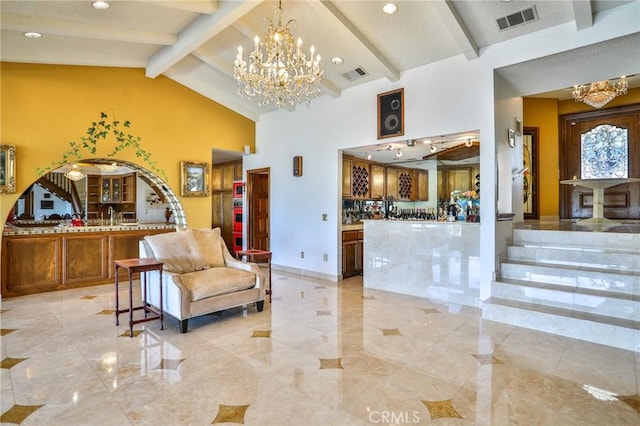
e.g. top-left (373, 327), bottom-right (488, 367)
top-left (523, 127), bottom-right (539, 219)
top-left (248, 169), bottom-right (270, 251)
top-left (560, 107), bottom-right (640, 219)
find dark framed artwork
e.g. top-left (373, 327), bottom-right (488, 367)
top-left (181, 161), bottom-right (210, 197)
top-left (40, 200), bottom-right (54, 209)
top-left (0, 144), bottom-right (16, 193)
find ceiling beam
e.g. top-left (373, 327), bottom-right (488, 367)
top-left (146, 0), bottom-right (263, 78)
top-left (571, 0), bottom-right (593, 30)
top-left (317, 0), bottom-right (399, 82)
top-left (1, 12), bottom-right (175, 45)
top-left (142, 0), bottom-right (219, 14)
top-left (430, 0), bottom-right (478, 60)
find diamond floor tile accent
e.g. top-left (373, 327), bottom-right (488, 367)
top-left (0, 404), bottom-right (44, 424)
top-left (96, 309), bottom-right (115, 315)
top-left (155, 358), bottom-right (185, 371)
top-left (251, 330), bottom-right (272, 338)
top-left (422, 399), bottom-right (463, 420)
top-left (1, 357), bottom-right (28, 369)
top-left (212, 404), bottom-right (250, 424)
top-left (381, 328), bottom-right (402, 336)
top-left (119, 330), bottom-right (144, 337)
top-left (319, 358), bottom-right (344, 369)
top-left (81, 295), bottom-right (97, 299)
top-left (472, 354), bottom-right (503, 365)
top-left (0, 328), bottom-right (17, 336)
top-left (618, 395), bottom-right (640, 413)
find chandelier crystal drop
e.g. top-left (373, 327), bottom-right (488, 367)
top-left (95, 162), bottom-right (120, 173)
top-left (572, 76), bottom-right (628, 109)
top-left (64, 163), bottom-right (85, 181)
top-left (233, 0), bottom-right (323, 108)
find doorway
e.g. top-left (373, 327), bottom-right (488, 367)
top-left (523, 127), bottom-right (539, 219)
top-left (247, 168), bottom-right (270, 251)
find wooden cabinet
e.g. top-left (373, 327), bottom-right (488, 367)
top-left (416, 170), bottom-right (429, 201)
top-left (342, 158), bottom-right (353, 197)
top-left (342, 229), bottom-right (363, 277)
top-left (370, 164), bottom-right (386, 199)
top-left (385, 167), bottom-right (414, 200)
top-left (212, 161), bottom-right (241, 191)
top-left (212, 191), bottom-right (234, 250)
top-left (86, 173), bottom-right (136, 220)
top-left (1, 228), bottom-right (172, 297)
top-left (385, 167), bottom-right (398, 199)
top-left (437, 166), bottom-right (478, 201)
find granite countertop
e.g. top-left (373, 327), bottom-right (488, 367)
top-left (3, 222), bottom-right (176, 236)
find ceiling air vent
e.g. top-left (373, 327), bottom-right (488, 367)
top-left (342, 67), bottom-right (368, 81)
top-left (496, 6), bottom-right (538, 31)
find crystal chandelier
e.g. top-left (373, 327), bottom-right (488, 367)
top-left (95, 162), bottom-right (120, 173)
top-left (572, 76), bottom-right (628, 109)
top-left (64, 163), bottom-right (85, 181)
top-left (233, 0), bottom-right (323, 108)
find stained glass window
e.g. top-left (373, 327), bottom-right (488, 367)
top-left (581, 124), bottom-right (628, 179)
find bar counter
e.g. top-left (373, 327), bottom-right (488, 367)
top-left (363, 220), bottom-right (480, 307)
top-left (1, 223), bottom-right (175, 297)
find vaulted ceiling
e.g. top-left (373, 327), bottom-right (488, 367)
top-left (1, 0), bottom-right (638, 122)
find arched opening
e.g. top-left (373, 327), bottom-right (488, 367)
top-left (6, 158), bottom-right (186, 228)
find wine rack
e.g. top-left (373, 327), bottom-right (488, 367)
top-left (351, 164), bottom-right (369, 198)
top-left (398, 171), bottom-right (413, 200)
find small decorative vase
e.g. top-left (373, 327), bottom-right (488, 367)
top-left (165, 207), bottom-right (172, 223)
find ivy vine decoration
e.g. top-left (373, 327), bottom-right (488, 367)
top-left (36, 112), bottom-right (167, 181)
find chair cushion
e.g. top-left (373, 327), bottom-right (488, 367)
top-left (175, 267), bottom-right (256, 301)
top-left (144, 230), bottom-right (207, 274)
top-left (179, 227), bottom-right (225, 268)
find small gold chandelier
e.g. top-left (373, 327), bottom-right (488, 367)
top-left (233, 0), bottom-right (323, 108)
top-left (572, 76), bottom-right (628, 109)
top-left (64, 163), bottom-right (85, 181)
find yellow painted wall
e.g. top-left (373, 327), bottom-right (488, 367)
top-left (522, 98), bottom-right (560, 217)
top-left (523, 87), bottom-right (640, 217)
top-left (0, 62), bottom-right (255, 229)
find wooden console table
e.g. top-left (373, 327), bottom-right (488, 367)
top-left (235, 249), bottom-right (272, 301)
top-left (114, 258), bottom-right (164, 337)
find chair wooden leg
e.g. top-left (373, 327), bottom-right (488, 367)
top-left (179, 319), bottom-right (189, 333)
top-left (256, 300), bottom-right (264, 312)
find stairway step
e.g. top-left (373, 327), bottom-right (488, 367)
top-left (507, 245), bottom-right (640, 273)
top-left (500, 261), bottom-right (639, 294)
top-left (482, 297), bottom-right (639, 351)
top-left (492, 278), bottom-right (640, 321)
top-left (513, 228), bottom-right (640, 253)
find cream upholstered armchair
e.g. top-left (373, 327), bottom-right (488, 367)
top-left (139, 227), bottom-right (266, 333)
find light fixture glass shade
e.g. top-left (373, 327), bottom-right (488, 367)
top-left (572, 77), bottom-right (628, 109)
top-left (233, 1), bottom-right (323, 108)
top-left (64, 164), bottom-right (85, 181)
top-left (96, 162), bottom-right (120, 173)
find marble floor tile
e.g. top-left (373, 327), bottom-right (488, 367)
top-left (1, 271), bottom-right (638, 425)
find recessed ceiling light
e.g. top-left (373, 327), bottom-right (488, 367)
top-left (24, 32), bottom-right (42, 39)
top-left (395, 150), bottom-right (403, 158)
top-left (383, 3), bottom-right (398, 15)
top-left (92, 1), bottom-right (110, 10)
top-left (331, 57), bottom-right (344, 65)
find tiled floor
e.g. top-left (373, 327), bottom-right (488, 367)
top-left (1, 271), bottom-right (639, 425)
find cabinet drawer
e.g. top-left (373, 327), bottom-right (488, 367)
top-left (343, 230), bottom-right (360, 242)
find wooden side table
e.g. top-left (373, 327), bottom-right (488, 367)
top-left (114, 258), bottom-right (164, 337)
top-left (235, 249), bottom-right (272, 301)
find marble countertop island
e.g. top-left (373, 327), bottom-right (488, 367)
top-left (362, 219), bottom-right (480, 307)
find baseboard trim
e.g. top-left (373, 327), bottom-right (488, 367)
top-left (272, 264), bottom-right (339, 282)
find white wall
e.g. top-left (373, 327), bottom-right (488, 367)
top-left (243, 3), bottom-right (640, 296)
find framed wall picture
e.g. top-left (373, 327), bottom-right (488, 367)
top-left (0, 144), bottom-right (16, 194)
top-left (40, 200), bottom-right (54, 209)
top-left (181, 161), bottom-right (210, 197)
